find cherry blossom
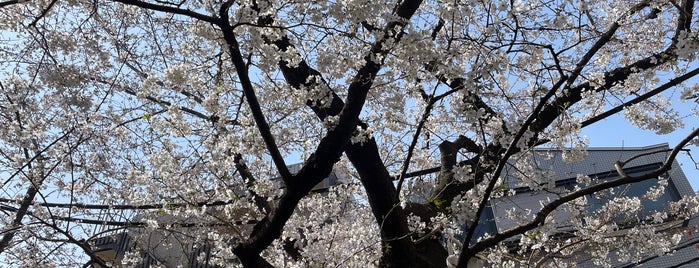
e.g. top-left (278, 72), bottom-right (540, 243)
top-left (0, 0), bottom-right (698, 267)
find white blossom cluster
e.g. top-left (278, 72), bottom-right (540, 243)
top-left (0, 0), bottom-right (697, 267)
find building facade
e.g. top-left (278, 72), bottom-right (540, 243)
top-left (474, 144), bottom-right (698, 267)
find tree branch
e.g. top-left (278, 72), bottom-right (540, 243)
top-left (532, 0), bottom-right (695, 133)
top-left (581, 66), bottom-right (699, 128)
top-left (227, 0), bottom-right (425, 266)
top-left (218, 3), bottom-right (291, 181)
top-left (396, 100), bottom-right (434, 193)
top-left (0, 0), bottom-right (19, 8)
top-left (234, 154), bottom-right (271, 213)
top-left (28, 0), bottom-right (58, 28)
top-left (459, 78), bottom-right (566, 254)
top-left (0, 197), bottom-right (238, 210)
top-left (0, 127), bottom-right (77, 254)
top-left (110, 0), bottom-right (218, 24)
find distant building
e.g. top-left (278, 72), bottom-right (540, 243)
top-left (471, 144), bottom-right (699, 267)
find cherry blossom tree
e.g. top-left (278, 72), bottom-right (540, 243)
top-left (1, 0), bottom-right (699, 267)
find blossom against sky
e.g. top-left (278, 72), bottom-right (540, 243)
top-left (583, 92), bottom-right (699, 190)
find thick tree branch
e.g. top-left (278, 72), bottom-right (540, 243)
top-left (226, 1), bottom-right (425, 266)
top-left (0, 0), bottom-right (19, 8)
top-left (248, 1), bottom-right (427, 266)
top-left (436, 136), bottom-right (481, 185)
top-left (218, 4), bottom-right (291, 181)
top-left (110, 0), bottom-right (218, 24)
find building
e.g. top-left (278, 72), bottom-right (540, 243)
top-left (474, 143), bottom-right (699, 267)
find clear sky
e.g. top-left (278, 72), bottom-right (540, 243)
top-left (581, 98), bottom-right (699, 191)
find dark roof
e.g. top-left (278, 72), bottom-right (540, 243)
top-left (503, 143), bottom-right (695, 197)
top-left (531, 144), bottom-right (669, 178)
top-left (495, 143), bottom-right (699, 267)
